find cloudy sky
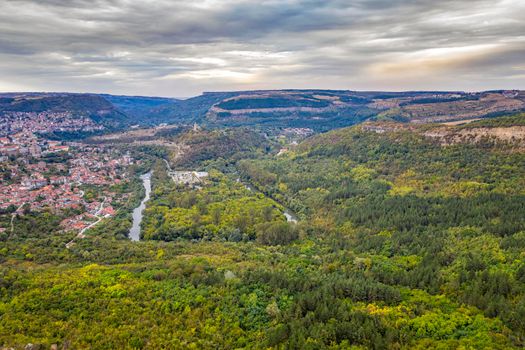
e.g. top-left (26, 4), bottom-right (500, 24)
top-left (0, 0), bottom-right (524, 97)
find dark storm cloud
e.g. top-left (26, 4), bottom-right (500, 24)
top-left (0, 0), bottom-right (523, 96)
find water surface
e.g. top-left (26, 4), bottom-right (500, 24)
top-left (129, 172), bottom-right (152, 241)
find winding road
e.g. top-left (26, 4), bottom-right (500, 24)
top-left (65, 196), bottom-right (107, 248)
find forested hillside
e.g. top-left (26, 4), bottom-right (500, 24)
top-left (238, 115), bottom-right (525, 346)
top-left (1, 114), bottom-right (525, 349)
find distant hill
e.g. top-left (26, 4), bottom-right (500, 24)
top-left (0, 93), bottom-right (130, 137)
top-left (144, 92), bottom-right (239, 124)
top-left (99, 94), bottom-right (178, 125)
top-left (1, 90), bottom-right (525, 136)
top-left (0, 93), bottom-right (116, 114)
top-left (125, 89), bottom-right (525, 131)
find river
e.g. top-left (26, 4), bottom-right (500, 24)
top-left (129, 171), bottom-right (152, 241)
top-left (236, 177), bottom-right (299, 223)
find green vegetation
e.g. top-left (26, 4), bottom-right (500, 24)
top-left (462, 112), bottom-right (525, 128)
top-left (169, 128), bottom-right (270, 168)
top-left (239, 123), bottom-right (525, 345)
top-left (217, 96), bottom-right (331, 110)
top-left (1, 121), bottom-right (525, 349)
top-left (141, 161), bottom-right (289, 242)
top-left (0, 240), bottom-right (515, 349)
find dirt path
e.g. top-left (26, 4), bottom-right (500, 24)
top-left (10, 202), bottom-right (26, 235)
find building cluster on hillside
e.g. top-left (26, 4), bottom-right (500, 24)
top-left (276, 128), bottom-right (314, 152)
top-left (361, 123), bottom-right (414, 134)
top-left (0, 111), bottom-right (103, 136)
top-left (0, 131), bottom-right (71, 158)
top-left (0, 133), bottom-right (134, 233)
top-left (280, 127), bottom-right (314, 138)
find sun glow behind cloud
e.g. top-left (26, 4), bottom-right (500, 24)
top-left (369, 44), bottom-right (504, 76)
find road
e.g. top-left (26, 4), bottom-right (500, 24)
top-left (66, 196), bottom-right (107, 248)
top-left (79, 196), bottom-right (107, 235)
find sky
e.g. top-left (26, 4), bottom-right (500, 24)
top-left (0, 0), bottom-right (524, 97)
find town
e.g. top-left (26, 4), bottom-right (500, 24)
top-left (0, 111), bottom-right (104, 136)
top-left (0, 130), bottom-right (135, 236)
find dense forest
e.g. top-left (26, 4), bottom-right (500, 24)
top-left (1, 114), bottom-right (525, 349)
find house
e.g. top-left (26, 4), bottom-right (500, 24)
top-left (21, 177), bottom-right (48, 190)
top-left (50, 176), bottom-right (67, 185)
top-left (102, 206), bottom-right (115, 216)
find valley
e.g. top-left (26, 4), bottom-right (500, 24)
top-left (3, 0), bottom-right (525, 348)
top-left (1, 106), bottom-right (524, 348)
top-left (3, 90), bottom-right (525, 138)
